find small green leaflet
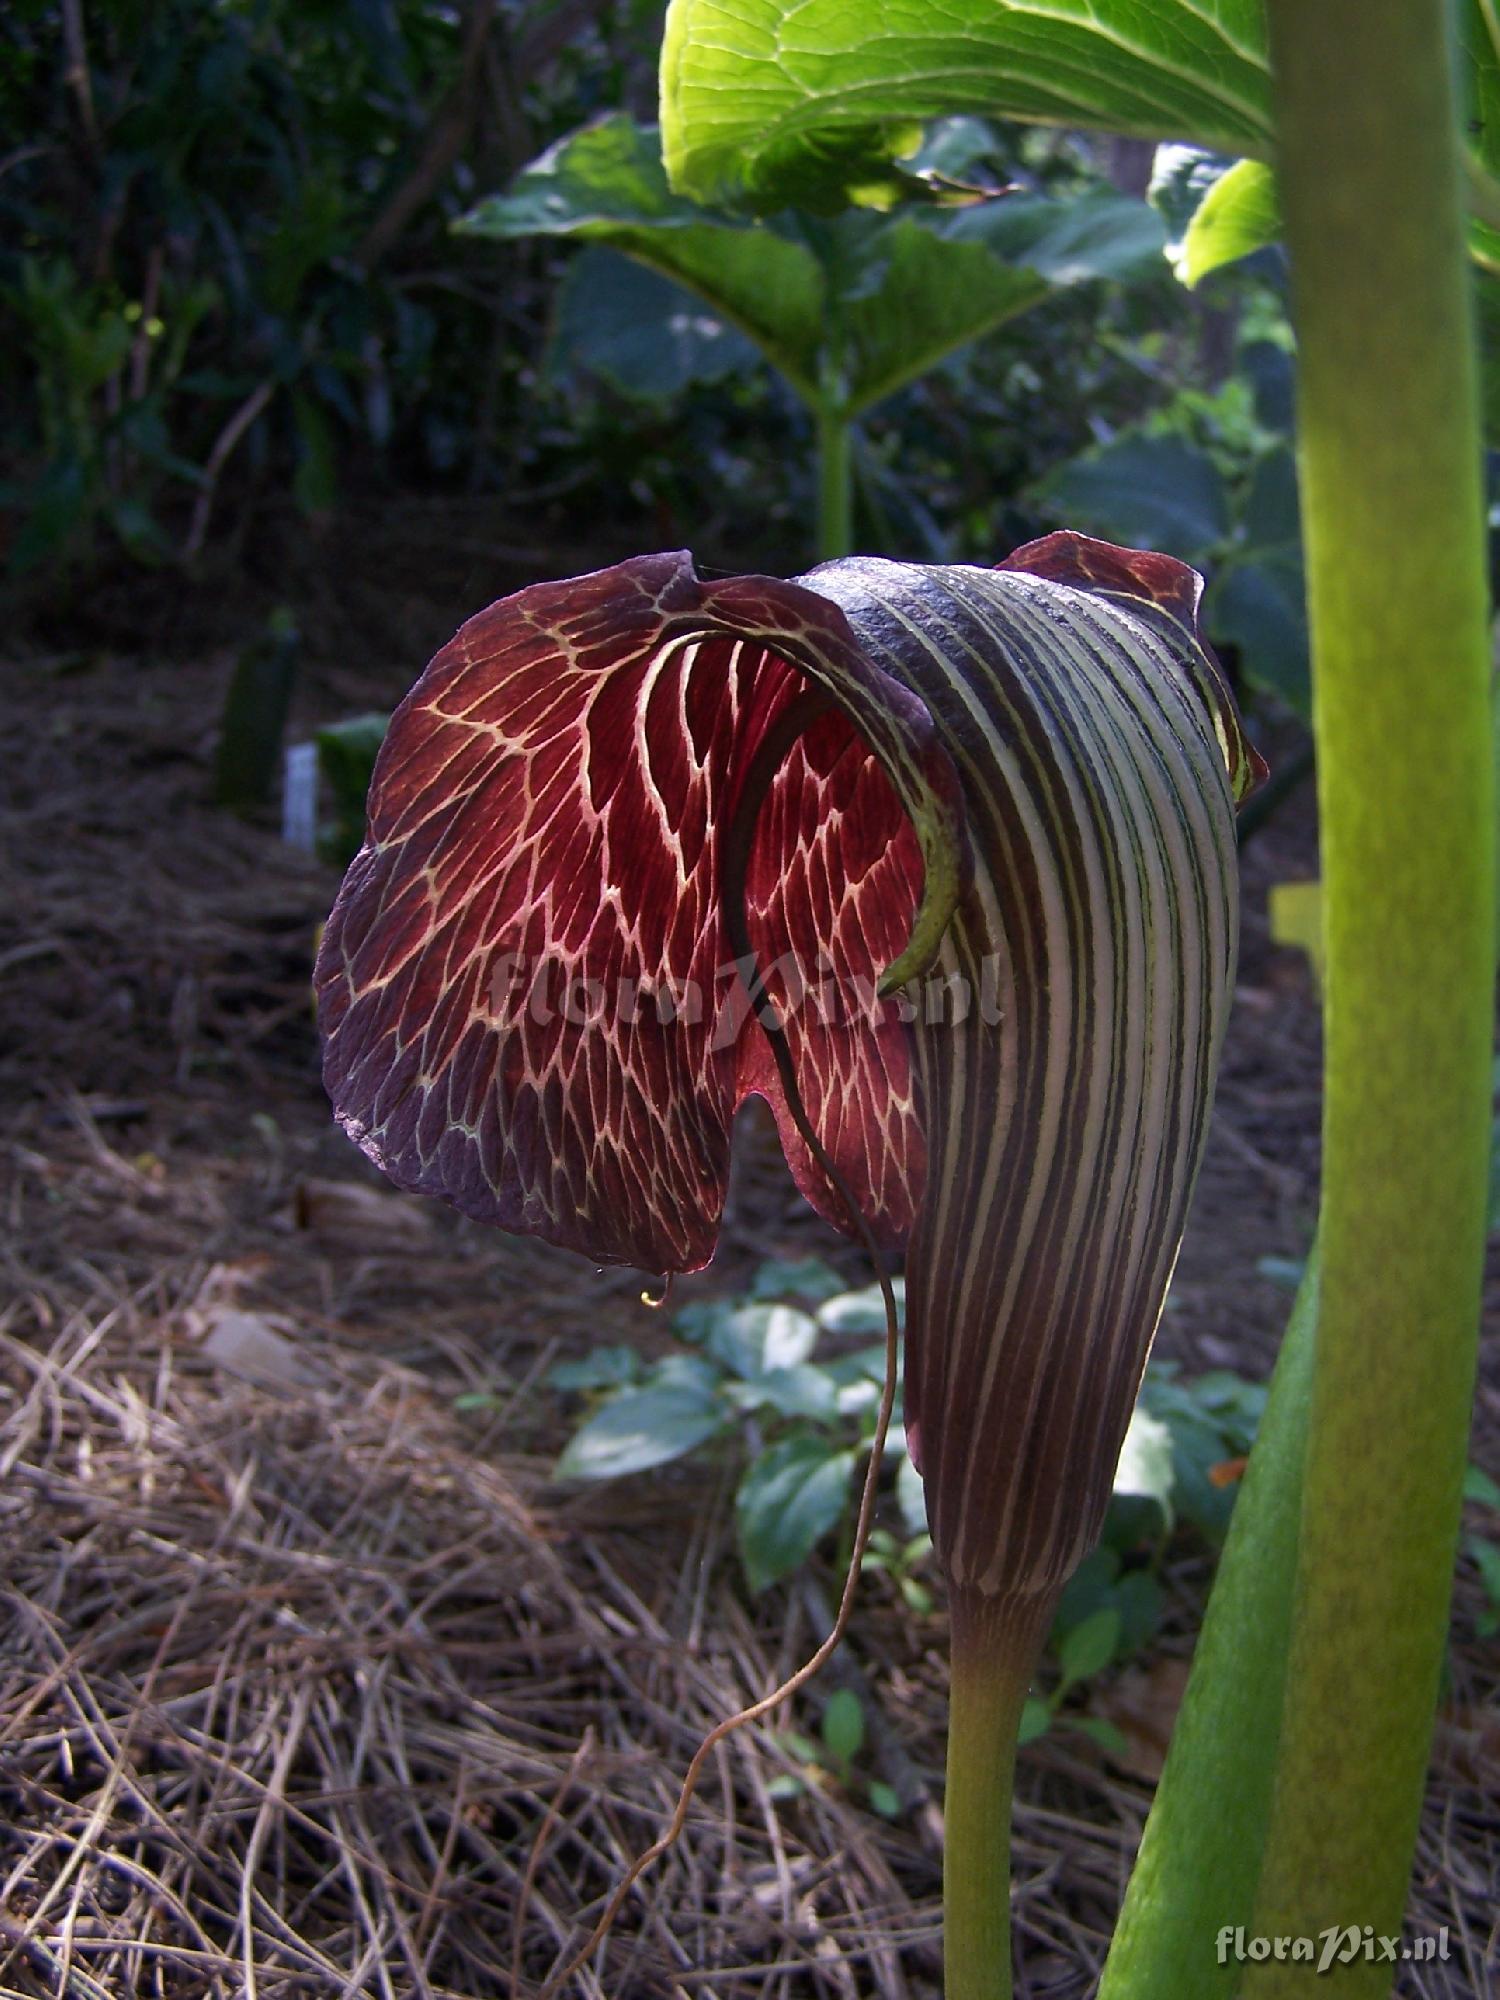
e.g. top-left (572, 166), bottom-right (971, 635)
top-left (821, 1687), bottom-right (865, 1768)
top-left (736, 1434), bottom-right (856, 1593)
top-left (1057, 1605), bottom-right (1122, 1692)
top-left (554, 1379), bottom-right (728, 1481)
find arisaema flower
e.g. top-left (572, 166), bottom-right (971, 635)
top-left (317, 532), bottom-right (1258, 1602)
top-left (315, 532), bottom-right (1261, 1991)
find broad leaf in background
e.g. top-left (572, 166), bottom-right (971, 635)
top-left (463, 116), bottom-right (1163, 420)
top-left (1204, 447), bottom-right (1310, 713)
top-left (461, 114), bottom-right (1164, 555)
top-left (459, 114), bottom-right (825, 400)
top-left (1036, 435), bottom-right (1231, 562)
top-left (550, 249), bottom-right (761, 400)
top-left (555, 1368), bottom-right (730, 1481)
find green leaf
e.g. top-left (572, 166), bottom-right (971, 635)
top-left (1149, 144), bottom-right (1237, 241)
top-left (749, 1255), bottom-right (847, 1302)
top-left (1017, 1695), bottom-right (1052, 1746)
top-left (724, 1362), bottom-right (841, 1421)
top-left (1205, 441), bottom-right (1310, 718)
top-left (661, 0), bottom-right (1276, 214)
top-left (821, 1687), bottom-right (865, 1767)
top-left (1057, 1605), bottom-right (1122, 1691)
top-left (662, 0), bottom-right (1500, 247)
top-left (459, 115), bottom-right (827, 402)
top-left (896, 1450), bottom-right (927, 1537)
top-left (1112, 1569), bottom-right (1167, 1657)
top-left (547, 1346), bottom-right (641, 1392)
top-left (945, 188), bottom-right (1168, 285)
top-left (1468, 1533), bottom-right (1500, 1604)
top-left (1113, 1405), bottom-right (1177, 1522)
top-left (651, 1352), bottom-right (724, 1395)
top-left (816, 1281), bottom-right (904, 1335)
top-left (1071, 1715), bottom-right (1132, 1759)
top-left (1207, 547), bottom-right (1310, 714)
top-left (735, 1434), bottom-right (855, 1592)
top-left (549, 248), bottom-right (762, 400)
top-left (1460, 2), bottom-right (1500, 230)
top-left (1037, 434), bottom-right (1232, 561)
top-left (840, 191), bottom-right (1165, 413)
top-left (867, 1779), bottom-right (902, 1818)
top-left (706, 1302), bottom-right (819, 1379)
top-left (316, 712), bottom-right (389, 861)
top-left (554, 1382), bottom-right (728, 1481)
top-left (1054, 1547), bottom-right (1122, 1639)
top-left (1464, 1462), bottom-right (1500, 1509)
top-left (1177, 158), bottom-right (1281, 285)
top-left (1256, 1252), bottom-right (1308, 1292)
top-left (669, 1296), bottom-right (732, 1344)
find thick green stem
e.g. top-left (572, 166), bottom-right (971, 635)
top-left (943, 1588), bottom-right (1054, 2000)
top-left (1099, 1256), bottom-right (1320, 1998)
top-left (1243, 3), bottom-right (1493, 1987)
top-left (815, 401), bottom-right (854, 560)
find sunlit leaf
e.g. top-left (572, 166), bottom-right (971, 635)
top-left (661, 0), bottom-right (1500, 263)
top-left (1113, 1406), bottom-right (1176, 1523)
top-left (706, 1302), bottom-right (820, 1377)
top-left (661, 0), bottom-right (1275, 213)
top-left (1176, 158), bottom-right (1280, 285)
top-left (817, 1280), bottom-right (906, 1335)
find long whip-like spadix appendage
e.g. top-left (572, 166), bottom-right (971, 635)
top-left (534, 691), bottom-right (903, 1998)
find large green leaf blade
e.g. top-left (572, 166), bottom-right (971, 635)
top-left (844, 191), bottom-right (1166, 413)
top-left (663, 0), bottom-right (1500, 234)
top-left (459, 115), bottom-right (826, 400)
top-left (661, 0), bottom-right (1276, 212)
top-left (1035, 433), bottom-right (1232, 560)
top-left (550, 249), bottom-right (762, 399)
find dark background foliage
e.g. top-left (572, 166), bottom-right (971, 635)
top-left (1, 0), bottom-right (1268, 612)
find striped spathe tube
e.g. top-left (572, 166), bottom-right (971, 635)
top-left (805, 535), bottom-right (1261, 1597)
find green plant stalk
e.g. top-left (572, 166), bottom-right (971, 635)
top-left (943, 1588), bottom-right (1054, 2000)
top-left (1247, 2), bottom-right (1492, 1987)
top-left (1099, 1254), bottom-right (1319, 1997)
top-left (815, 400), bottom-right (854, 560)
